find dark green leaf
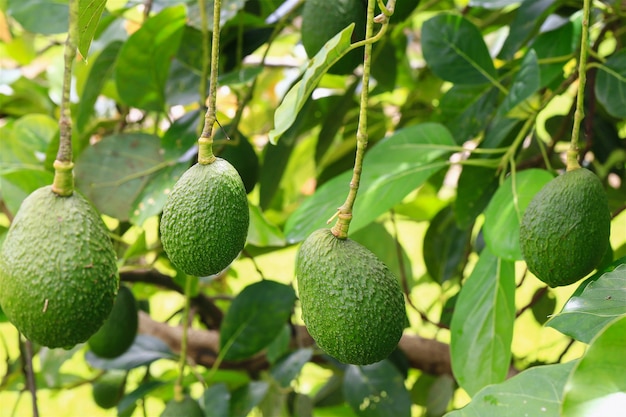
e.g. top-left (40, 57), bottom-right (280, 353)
top-left (497, 50), bottom-right (540, 117)
top-left (114, 5), bottom-right (186, 111)
top-left (117, 380), bottom-right (165, 416)
top-left (427, 375), bottom-right (456, 417)
top-left (531, 20), bottom-right (578, 88)
top-left (285, 123), bottom-right (455, 243)
top-left (343, 360), bottom-right (411, 417)
top-left (483, 168), bottom-right (553, 260)
top-left (497, 0), bottom-right (557, 60)
top-left (86, 335), bottom-right (176, 370)
top-left (74, 133), bottom-right (164, 221)
top-left (546, 264), bottom-right (626, 343)
top-left (450, 248), bottom-right (516, 397)
top-left (530, 288), bottom-right (556, 325)
top-left (271, 348), bottom-right (313, 388)
top-left (422, 14), bottom-right (496, 85)
top-left (204, 383), bottom-right (231, 417)
top-left (561, 315), bottom-right (626, 417)
top-left (161, 110), bottom-right (200, 162)
top-left (423, 206), bottom-right (472, 284)
top-left (230, 381), bottom-right (270, 417)
top-left (220, 280), bottom-right (296, 361)
top-left (7, 0), bottom-right (69, 35)
top-left (247, 204), bottom-right (286, 247)
top-left (265, 325), bottom-right (291, 365)
top-left (77, 0), bottom-right (107, 57)
top-left (595, 50), bottom-right (626, 118)
top-left (444, 362), bottom-right (576, 417)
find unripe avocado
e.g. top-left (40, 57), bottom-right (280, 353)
top-left (161, 395), bottom-right (204, 417)
top-left (0, 186), bottom-right (118, 349)
top-left (296, 228), bottom-right (406, 365)
top-left (301, 0), bottom-right (366, 75)
top-left (519, 168), bottom-right (611, 287)
top-left (92, 370), bottom-right (126, 409)
top-left (160, 159), bottom-right (249, 277)
top-left (88, 285), bottom-right (138, 358)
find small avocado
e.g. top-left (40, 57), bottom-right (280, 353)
top-left (88, 285), bottom-right (138, 358)
top-left (0, 186), bottom-right (118, 349)
top-left (160, 159), bottom-right (249, 277)
top-left (92, 370), bottom-right (126, 409)
top-left (519, 168), bottom-right (611, 287)
top-left (161, 395), bottom-right (204, 417)
top-left (296, 228), bottom-right (406, 365)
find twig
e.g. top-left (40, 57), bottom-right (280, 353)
top-left (516, 286), bottom-right (548, 317)
top-left (23, 340), bottom-right (39, 417)
top-left (556, 339), bottom-right (576, 363)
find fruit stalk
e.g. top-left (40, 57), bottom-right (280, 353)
top-left (197, 0), bottom-right (222, 165)
top-left (330, 0), bottom-right (380, 240)
top-left (197, 0), bottom-right (209, 135)
top-left (567, 0), bottom-right (592, 171)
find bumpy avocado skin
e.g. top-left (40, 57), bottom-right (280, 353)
top-left (161, 396), bottom-right (204, 417)
top-left (0, 186), bottom-right (118, 349)
top-left (160, 159), bottom-right (249, 277)
top-left (296, 228), bottom-right (406, 365)
top-left (519, 168), bottom-right (610, 287)
top-left (88, 285), bottom-right (138, 358)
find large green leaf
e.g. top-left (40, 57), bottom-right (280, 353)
top-left (444, 362), bottom-right (577, 417)
top-left (595, 50), bottom-right (626, 118)
top-left (421, 14), bottom-right (496, 85)
top-left (74, 133), bottom-right (164, 221)
top-left (77, 0), bottom-right (107, 57)
top-left (230, 381), bottom-right (270, 417)
top-left (531, 20), bottom-right (579, 88)
top-left (270, 348), bottom-right (313, 388)
top-left (483, 168), bottom-right (553, 261)
top-left (546, 263), bottom-right (626, 343)
top-left (497, 49), bottom-right (540, 117)
top-left (497, 0), bottom-right (557, 60)
top-left (203, 383), bottom-right (231, 417)
top-left (450, 248), bottom-right (516, 397)
top-left (561, 315), bottom-right (626, 417)
top-left (220, 280), bottom-right (296, 361)
top-left (7, 0), bottom-right (69, 35)
top-left (114, 5), bottom-right (186, 111)
top-left (343, 360), bottom-right (411, 417)
top-left (285, 123), bottom-right (455, 243)
top-left (268, 25), bottom-right (355, 144)
top-left (247, 204), bottom-right (286, 248)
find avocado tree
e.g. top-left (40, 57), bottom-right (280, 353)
top-left (1, 0), bottom-right (626, 416)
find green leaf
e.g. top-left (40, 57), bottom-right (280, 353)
top-left (86, 335), bottom-right (176, 370)
top-left (483, 168), bottom-right (553, 260)
top-left (285, 123), bottom-right (455, 243)
top-left (268, 25), bottom-right (355, 144)
top-left (546, 263), bottom-right (626, 343)
top-left (530, 288), bottom-right (557, 325)
top-left (7, 0), bottom-right (69, 35)
top-left (117, 380), bottom-right (165, 417)
top-left (160, 110), bottom-right (200, 162)
top-left (421, 13), bottom-right (496, 85)
top-left (343, 360), bottom-right (411, 417)
top-left (444, 362), bottom-right (577, 417)
top-left (114, 5), bottom-right (186, 111)
top-left (4, 113), bottom-right (58, 167)
top-left (561, 315), bottom-right (626, 417)
top-left (469, 0), bottom-right (520, 8)
top-left (230, 381), bottom-right (270, 417)
top-left (497, 0), bottom-right (556, 60)
top-left (497, 49), bottom-right (540, 117)
top-left (187, 0), bottom-right (246, 31)
top-left (450, 248), bottom-right (516, 397)
top-left (1, 169), bottom-right (54, 215)
top-left (595, 50), bottom-right (626, 118)
top-left (203, 383), bottom-right (231, 417)
top-left (74, 133), bottom-right (165, 221)
top-left (77, 0), bottom-right (107, 57)
top-left (270, 348), bottom-right (313, 388)
top-left (220, 280), bottom-right (296, 361)
top-left (247, 204), bottom-right (286, 248)
top-left (423, 206), bottom-right (472, 284)
top-left (531, 20), bottom-right (579, 88)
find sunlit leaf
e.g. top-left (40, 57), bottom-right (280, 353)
top-left (450, 248), bottom-right (516, 397)
top-left (6, 0), bottom-right (68, 35)
top-left (497, 50), bottom-right (541, 117)
top-left (77, 0), bottom-right (107, 57)
top-left (247, 204), bottom-right (286, 248)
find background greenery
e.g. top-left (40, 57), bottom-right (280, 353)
top-left (1, 0), bottom-right (626, 416)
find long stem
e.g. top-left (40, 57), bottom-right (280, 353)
top-left (198, 0), bottom-right (222, 165)
top-left (174, 276), bottom-right (194, 402)
top-left (197, 0), bottom-right (209, 136)
top-left (330, 0), bottom-right (380, 240)
top-left (568, 0), bottom-right (592, 171)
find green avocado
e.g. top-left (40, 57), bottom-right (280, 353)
top-left (301, 0), bottom-right (366, 75)
top-left (88, 285), bottom-right (138, 358)
top-left (160, 159), bottom-right (249, 277)
top-left (161, 395), bottom-right (204, 417)
top-left (296, 228), bottom-right (406, 365)
top-left (0, 186), bottom-right (118, 349)
top-left (519, 168), bottom-right (611, 287)
top-left (92, 370), bottom-right (126, 409)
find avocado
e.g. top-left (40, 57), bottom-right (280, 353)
top-left (301, 0), bottom-right (366, 75)
top-left (296, 228), bottom-right (406, 365)
top-left (92, 370), bottom-right (126, 409)
top-left (160, 159), bottom-right (249, 277)
top-left (519, 168), bottom-right (611, 287)
top-left (0, 186), bottom-right (118, 349)
top-left (161, 395), bottom-right (204, 417)
top-left (88, 285), bottom-right (138, 358)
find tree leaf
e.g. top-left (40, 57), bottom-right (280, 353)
top-left (203, 383), bottom-right (231, 417)
top-left (483, 168), bottom-right (553, 260)
top-left (86, 335), bottom-right (176, 370)
top-left (531, 20), bottom-right (579, 88)
top-left (117, 380), bottom-right (165, 417)
top-left (1, 169), bottom-right (54, 215)
top-left (468, 0), bottom-right (521, 9)
top-left (497, 49), bottom-right (541, 117)
top-left (343, 360), bottom-right (411, 417)
top-left (220, 280), bottom-right (296, 361)
top-left (595, 50), bottom-right (626, 118)
top-left (74, 133), bottom-right (165, 221)
top-left (6, 0), bottom-right (68, 35)
top-left (284, 123), bottom-right (455, 243)
top-left (497, 0), bottom-right (557, 60)
top-left (270, 348), bottom-right (314, 388)
top-left (546, 263), bottom-right (626, 343)
top-left (247, 204), bottom-right (286, 248)
top-left (114, 5), bottom-right (186, 111)
top-left (421, 13), bottom-right (496, 85)
top-left (450, 248), bottom-right (516, 397)
top-left (561, 315), bottom-right (626, 417)
top-left (268, 25), bottom-right (355, 144)
top-left (77, 0), bottom-right (107, 57)
top-left (186, 0), bottom-right (247, 31)
top-left (444, 362), bottom-right (576, 417)
top-left (160, 110), bottom-right (200, 162)
top-left (230, 381), bottom-right (270, 417)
